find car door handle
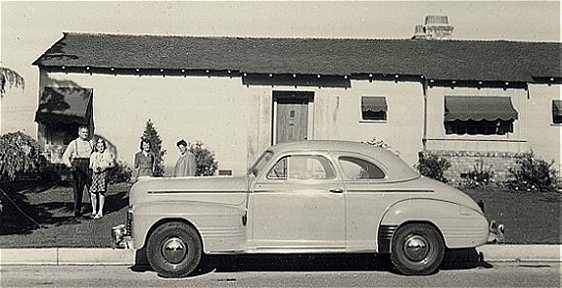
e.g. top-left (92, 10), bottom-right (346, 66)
top-left (329, 188), bottom-right (344, 193)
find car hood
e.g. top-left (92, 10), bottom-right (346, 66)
top-left (129, 176), bottom-right (249, 206)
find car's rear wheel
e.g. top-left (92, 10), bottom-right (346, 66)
top-left (146, 221), bottom-right (202, 278)
top-left (390, 223), bottom-right (445, 275)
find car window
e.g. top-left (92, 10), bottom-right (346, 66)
top-left (250, 151), bottom-right (274, 176)
top-left (338, 156), bottom-right (385, 180)
top-left (267, 155), bottom-right (336, 180)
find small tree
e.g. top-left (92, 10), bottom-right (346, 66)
top-left (189, 141), bottom-right (218, 176)
top-left (141, 119), bottom-right (166, 177)
top-left (0, 131), bottom-right (46, 181)
top-left (0, 66), bottom-right (25, 97)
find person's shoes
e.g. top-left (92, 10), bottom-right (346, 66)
top-left (94, 213), bottom-right (103, 219)
top-left (74, 210), bottom-right (82, 217)
top-left (89, 213), bottom-right (97, 219)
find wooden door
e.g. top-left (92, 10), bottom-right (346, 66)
top-left (276, 99), bottom-right (308, 143)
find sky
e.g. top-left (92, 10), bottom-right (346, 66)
top-left (0, 0), bottom-right (560, 136)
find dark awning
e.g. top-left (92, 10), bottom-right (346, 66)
top-left (35, 87), bottom-right (93, 126)
top-left (553, 100), bottom-right (562, 117)
top-left (361, 96), bottom-right (387, 113)
top-left (444, 96), bottom-right (518, 121)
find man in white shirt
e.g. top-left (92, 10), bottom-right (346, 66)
top-left (62, 125), bottom-right (94, 217)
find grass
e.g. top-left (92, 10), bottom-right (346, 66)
top-left (463, 186), bottom-right (561, 244)
top-left (0, 181), bottom-right (129, 248)
top-left (0, 181), bottom-right (560, 248)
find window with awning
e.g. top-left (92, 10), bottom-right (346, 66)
top-left (444, 96), bottom-right (518, 135)
top-left (553, 100), bottom-right (562, 124)
top-left (361, 96), bottom-right (388, 121)
top-left (35, 87), bottom-right (94, 127)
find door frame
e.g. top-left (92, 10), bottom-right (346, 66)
top-left (272, 91), bottom-right (315, 145)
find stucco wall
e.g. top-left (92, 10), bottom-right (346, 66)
top-left (526, 84), bottom-right (561, 172)
top-left (38, 72), bottom-right (425, 176)
top-left (38, 70), bottom-right (559, 178)
top-left (40, 71), bottom-right (267, 176)
top-left (311, 80), bottom-right (424, 166)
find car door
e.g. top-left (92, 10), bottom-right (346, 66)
top-left (250, 153), bottom-right (345, 251)
top-left (335, 153), bottom-right (408, 252)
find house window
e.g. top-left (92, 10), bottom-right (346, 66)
top-left (553, 100), bottom-right (562, 124)
top-left (444, 96), bottom-right (518, 135)
top-left (361, 96), bottom-right (387, 121)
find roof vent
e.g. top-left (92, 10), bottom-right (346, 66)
top-left (412, 15), bottom-right (454, 40)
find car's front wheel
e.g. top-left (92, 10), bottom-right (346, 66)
top-left (146, 221), bottom-right (202, 278)
top-left (390, 223), bottom-right (445, 275)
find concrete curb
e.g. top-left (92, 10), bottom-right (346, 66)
top-left (0, 245), bottom-right (560, 265)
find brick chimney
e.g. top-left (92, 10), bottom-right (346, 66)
top-left (412, 15), bottom-right (454, 40)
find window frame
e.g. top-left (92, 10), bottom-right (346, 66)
top-left (360, 96), bottom-right (388, 122)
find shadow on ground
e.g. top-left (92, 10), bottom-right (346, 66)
top-left (131, 248), bottom-right (493, 277)
top-left (0, 180), bottom-right (129, 236)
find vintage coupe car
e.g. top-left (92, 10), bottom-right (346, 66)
top-left (112, 140), bottom-right (503, 277)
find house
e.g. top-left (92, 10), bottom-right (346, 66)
top-left (32, 32), bottom-right (561, 181)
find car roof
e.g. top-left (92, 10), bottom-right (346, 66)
top-left (268, 140), bottom-right (419, 180)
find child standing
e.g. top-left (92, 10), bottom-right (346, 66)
top-left (89, 139), bottom-right (115, 219)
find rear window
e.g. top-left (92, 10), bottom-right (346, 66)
top-left (338, 156), bottom-right (385, 180)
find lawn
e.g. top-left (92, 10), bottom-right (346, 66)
top-left (0, 181), bottom-right (129, 248)
top-left (0, 181), bottom-right (560, 248)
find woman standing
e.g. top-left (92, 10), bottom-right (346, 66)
top-left (89, 139), bottom-right (115, 219)
top-left (132, 139), bottom-right (155, 182)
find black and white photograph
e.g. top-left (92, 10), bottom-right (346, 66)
top-left (0, 0), bottom-right (560, 287)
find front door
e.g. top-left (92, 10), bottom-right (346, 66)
top-left (275, 92), bottom-right (312, 143)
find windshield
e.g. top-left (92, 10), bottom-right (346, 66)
top-left (249, 151), bottom-right (274, 176)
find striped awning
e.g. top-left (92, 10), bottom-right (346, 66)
top-left (361, 96), bottom-right (387, 113)
top-left (444, 96), bottom-right (518, 122)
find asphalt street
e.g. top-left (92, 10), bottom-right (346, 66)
top-left (1, 262), bottom-right (560, 288)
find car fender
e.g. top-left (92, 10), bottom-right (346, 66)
top-left (378, 198), bottom-right (489, 250)
top-left (132, 201), bottom-right (247, 253)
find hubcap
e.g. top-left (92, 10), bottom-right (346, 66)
top-left (161, 237), bottom-right (187, 264)
top-left (403, 235), bottom-right (429, 262)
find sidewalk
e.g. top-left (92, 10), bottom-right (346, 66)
top-left (0, 245), bottom-right (560, 265)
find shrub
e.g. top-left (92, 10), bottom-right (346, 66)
top-left (363, 137), bottom-right (391, 149)
top-left (140, 119), bottom-right (166, 177)
top-left (0, 131), bottom-right (47, 181)
top-left (108, 160), bottom-right (133, 184)
top-left (459, 161), bottom-right (495, 189)
top-left (505, 151), bottom-right (558, 192)
top-left (189, 141), bottom-right (218, 176)
top-left (415, 152), bottom-right (451, 183)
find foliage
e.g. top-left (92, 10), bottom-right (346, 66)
top-left (459, 161), bottom-right (495, 189)
top-left (0, 66), bottom-right (25, 97)
top-left (505, 151), bottom-right (559, 192)
top-left (108, 160), bottom-right (132, 184)
top-left (189, 141), bottom-right (218, 176)
top-left (362, 137), bottom-right (391, 149)
top-left (140, 119), bottom-right (166, 177)
top-left (0, 132), bottom-right (47, 181)
top-left (415, 152), bottom-right (451, 183)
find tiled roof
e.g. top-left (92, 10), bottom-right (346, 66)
top-left (33, 32), bottom-right (562, 82)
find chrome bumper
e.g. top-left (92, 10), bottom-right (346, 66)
top-left (111, 224), bottom-right (131, 249)
top-left (487, 220), bottom-right (505, 243)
